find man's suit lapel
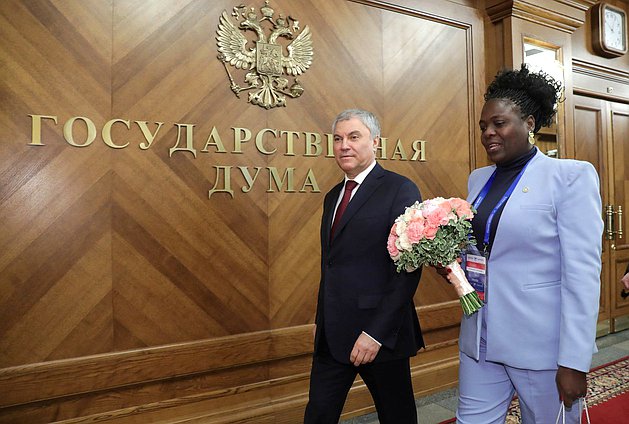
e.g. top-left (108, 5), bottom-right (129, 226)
top-left (332, 164), bottom-right (385, 241)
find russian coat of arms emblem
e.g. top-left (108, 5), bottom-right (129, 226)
top-left (216, 1), bottom-right (314, 109)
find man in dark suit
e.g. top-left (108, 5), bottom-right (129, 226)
top-left (304, 109), bottom-right (424, 424)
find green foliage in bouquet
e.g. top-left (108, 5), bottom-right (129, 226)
top-left (393, 216), bottom-right (476, 273)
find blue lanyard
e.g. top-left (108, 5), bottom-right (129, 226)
top-left (472, 161), bottom-right (532, 248)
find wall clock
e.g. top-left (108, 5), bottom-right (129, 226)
top-left (592, 2), bottom-right (628, 58)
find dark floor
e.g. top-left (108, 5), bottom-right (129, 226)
top-left (340, 328), bottom-right (629, 424)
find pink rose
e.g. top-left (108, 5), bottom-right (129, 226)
top-left (423, 224), bottom-right (439, 240)
top-left (439, 204), bottom-right (454, 225)
top-left (406, 220), bottom-right (425, 244)
top-left (425, 206), bottom-right (448, 228)
top-left (449, 198), bottom-right (473, 219)
top-left (387, 234), bottom-right (400, 259)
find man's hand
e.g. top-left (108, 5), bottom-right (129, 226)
top-left (350, 333), bottom-right (381, 366)
top-left (621, 272), bottom-right (629, 290)
top-left (556, 366), bottom-right (587, 408)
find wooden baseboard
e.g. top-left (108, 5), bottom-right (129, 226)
top-left (42, 344), bottom-right (458, 424)
top-left (0, 304), bottom-right (461, 424)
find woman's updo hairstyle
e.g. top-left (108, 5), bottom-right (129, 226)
top-left (484, 63), bottom-right (562, 133)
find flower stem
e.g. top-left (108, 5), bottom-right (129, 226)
top-left (460, 292), bottom-right (483, 316)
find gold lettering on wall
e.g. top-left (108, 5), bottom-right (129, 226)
top-left (63, 116), bottom-right (97, 147)
top-left (102, 119), bottom-right (130, 149)
top-left (27, 114), bottom-right (428, 198)
top-left (136, 121), bottom-right (164, 150)
top-left (28, 114), bottom-right (57, 146)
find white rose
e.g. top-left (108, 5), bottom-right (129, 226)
top-left (396, 220), bottom-right (407, 236)
top-left (397, 233), bottom-right (412, 251)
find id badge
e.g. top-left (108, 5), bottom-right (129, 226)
top-left (462, 245), bottom-right (487, 302)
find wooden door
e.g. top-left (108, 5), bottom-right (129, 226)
top-left (573, 95), bottom-right (629, 333)
top-left (609, 102), bottom-right (629, 330)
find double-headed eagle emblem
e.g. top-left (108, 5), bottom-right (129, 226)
top-left (216, 1), bottom-right (313, 109)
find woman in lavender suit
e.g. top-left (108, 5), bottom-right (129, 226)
top-left (456, 65), bottom-right (603, 424)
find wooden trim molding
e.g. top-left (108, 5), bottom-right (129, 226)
top-left (573, 58), bottom-right (629, 85)
top-left (0, 302), bottom-right (462, 409)
top-left (571, 88), bottom-right (629, 105)
top-left (486, 0), bottom-right (585, 33)
top-left (573, 58), bottom-right (629, 103)
top-left (349, 0), bottom-right (477, 29)
top-left (0, 327), bottom-right (312, 408)
top-left (36, 344), bottom-right (459, 424)
top-left (559, 0), bottom-right (595, 11)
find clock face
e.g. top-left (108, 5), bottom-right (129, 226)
top-left (604, 8), bottom-right (626, 51)
top-left (592, 2), bottom-right (628, 57)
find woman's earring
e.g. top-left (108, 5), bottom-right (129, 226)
top-left (528, 131), bottom-right (536, 145)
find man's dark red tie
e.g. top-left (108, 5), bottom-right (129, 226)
top-left (330, 180), bottom-right (358, 240)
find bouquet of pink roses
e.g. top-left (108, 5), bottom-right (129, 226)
top-left (387, 197), bottom-right (483, 316)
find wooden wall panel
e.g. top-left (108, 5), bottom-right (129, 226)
top-left (573, 95), bottom-right (609, 323)
top-left (0, 0), bottom-right (484, 422)
top-left (109, 0), bottom-right (272, 348)
top-left (574, 98), bottom-right (605, 178)
top-left (0, 0), bottom-right (115, 367)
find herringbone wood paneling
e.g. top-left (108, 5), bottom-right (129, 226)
top-left (0, 0), bottom-right (484, 422)
top-left (0, 0), bottom-right (114, 367)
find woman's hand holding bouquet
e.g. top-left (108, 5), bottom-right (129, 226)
top-left (387, 197), bottom-right (483, 316)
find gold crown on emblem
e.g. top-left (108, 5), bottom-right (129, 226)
top-left (216, 1), bottom-right (314, 109)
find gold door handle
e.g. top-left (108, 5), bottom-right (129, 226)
top-left (617, 206), bottom-right (623, 239)
top-left (605, 205), bottom-right (624, 241)
top-left (605, 205), bottom-right (614, 240)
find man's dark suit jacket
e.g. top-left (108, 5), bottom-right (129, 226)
top-left (314, 163), bottom-right (424, 364)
